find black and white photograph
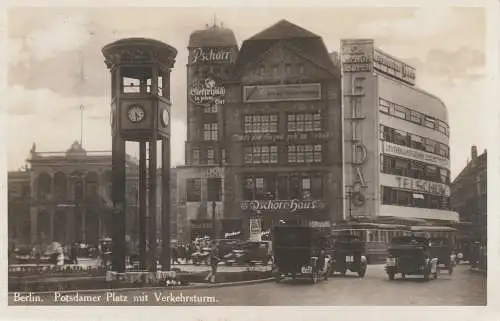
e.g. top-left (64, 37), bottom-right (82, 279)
top-left (4, 1), bottom-right (496, 314)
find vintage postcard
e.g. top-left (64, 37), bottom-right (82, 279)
top-left (2, 0), bottom-right (496, 320)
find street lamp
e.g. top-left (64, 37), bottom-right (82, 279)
top-left (212, 200), bottom-right (217, 239)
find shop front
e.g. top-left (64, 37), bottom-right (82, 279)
top-left (190, 219), bottom-right (214, 240)
top-left (239, 199), bottom-right (330, 240)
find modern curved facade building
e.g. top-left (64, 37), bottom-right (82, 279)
top-left (340, 39), bottom-right (459, 224)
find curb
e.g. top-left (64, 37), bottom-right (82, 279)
top-left (8, 277), bottom-right (275, 296)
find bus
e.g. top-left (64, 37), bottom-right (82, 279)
top-left (331, 222), bottom-right (459, 263)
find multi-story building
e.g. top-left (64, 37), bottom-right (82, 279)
top-left (179, 22), bottom-right (241, 241)
top-left (8, 141), bottom-right (178, 247)
top-left (451, 146), bottom-right (487, 243)
top-left (223, 20), bottom-right (343, 238)
top-left (339, 39), bottom-right (459, 224)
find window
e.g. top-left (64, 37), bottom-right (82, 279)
top-left (310, 176), bottom-right (323, 198)
top-left (426, 165), bottom-right (438, 180)
top-left (313, 145), bottom-right (322, 162)
top-left (394, 159), bottom-right (409, 176)
top-left (186, 179), bottom-right (201, 202)
top-left (425, 116), bottom-right (435, 129)
top-left (221, 149), bottom-right (227, 164)
top-left (379, 99), bottom-right (390, 114)
top-left (438, 121), bottom-right (449, 136)
top-left (410, 162), bottom-right (425, 179)
top-left (429, 195), bottom-right (440, 209)
top-left (302, 178), bottom-right (311, 199)
top-left (353, 77), bottom-right (364, 94)
top-left (121, 66), bottom-right (153, 94)
top-left (207, 148), bottom-right (215, 165)
top-left (255, 177), bottom-right (265, 200)
top-left (277, 176), bottom-right (288, 199)
top-left (410, 111), bottom-right (422, 124)
top-left (204, 104), bottom-right (218, 113)
top-left (157, 69), bottom-right (167, 97)
top-left (381, 126), bottom-right (392, 141)
top-left (393, 105), bottom-right (407, 119)
top-left (413, 193), bottom-right (426, 208)
top-left (244, 114), bottom-right (278, 133)
top-left (438, 144), bottom-right (449, 158)
top-left (207, 178), bottom-right (222, 201)
top-left (410, 134), bottom-right (424, 150)
top-left (425, 139), bottom-right (436, 153)
top-left (243, 177), bottom-right (254, 200)
top-left (439, 169), bottom-right (448, 184)
top-left (288, 112), bottom-right (321, 132)
top-left (203, 123), bottom-right (218, 141)
top-left (192, 148), bottom-right (200, 165)
top-left (396, 190), bottom-right (412, 206)
top-left (393, 129), bottom-right (409, 146)
top-left (288, 144), bottom-right (322, 164)
top-left (244, 145), bottom-right (278, 164)
top-left (289, 176), bottom-right (301, 199)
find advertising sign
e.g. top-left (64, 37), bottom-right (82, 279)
top-left (340, 39), bottom-right (374, 73)
top-left (373, 49), bottom-right (416, 85)
top-left (240, 199), bottom-right (325, 212)
top-left (243, 84), bottom-right (321, 103)
top-left (249, 218), bottom-right (262, 241)
top-left (380, 173), bottom-right (450, 196)
top-left (382, 141), bottom-right (450, 168)
top-left (232, 132), bottom-right (333, 142)
top-left (189, 76), bottom-right (226, 107)
top-left (190, 47), bottom-right (232, 64)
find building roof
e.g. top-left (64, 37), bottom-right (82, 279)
top-left (249, 19), bottom-right (320, 41)
top-left (189, 24), bottom-right (238, 48)
top-left (233, 20), bottom-right (337, 77)
top-left (452, 149), bottom-right (487, 185)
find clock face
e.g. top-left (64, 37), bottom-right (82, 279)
top-left (127, 105), bottom-right (145, 123)
top-left (161, 108), bottom-right (169, 127)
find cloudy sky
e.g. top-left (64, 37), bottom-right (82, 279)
top-left (7, 6), bottom-right (489, 179)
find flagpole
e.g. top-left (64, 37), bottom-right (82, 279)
top-left (80, 104), bottom-right (84, 147)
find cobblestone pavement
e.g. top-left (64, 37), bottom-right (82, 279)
top-left (8, 264), bottom-right (485, 306)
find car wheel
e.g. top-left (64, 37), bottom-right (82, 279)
top-left (388, 272), bottom-right (395, 280)
top-left (401, 273), bottom-right (406, 279)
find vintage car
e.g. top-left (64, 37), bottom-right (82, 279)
top-left (191, 247), bottom-right (211, 265)
top-left (329, 233), bottom-right (367, 277)
top-left (385, 235), bottom-right (439, 281)
top-left (214, 239), bottom-right (242, 258)
top-left (429, 237), bottom-right (454, 275)
top-left (273, 225), bottom-right (332, 284)
top-left (223, 241), bottom-right (272, 266)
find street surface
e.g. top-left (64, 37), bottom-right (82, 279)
top-left (8, 264), bottom-right (485, 305)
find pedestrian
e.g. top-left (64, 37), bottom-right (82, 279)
top-left (172, 246), bottom-right (180, 265)
top-left (205, 241), bottom-right (220, 283)
top-left (70, 242), bottom-right (78, 265)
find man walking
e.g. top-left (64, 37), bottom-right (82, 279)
top-left (205, 241), bottom-right (220, 283)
